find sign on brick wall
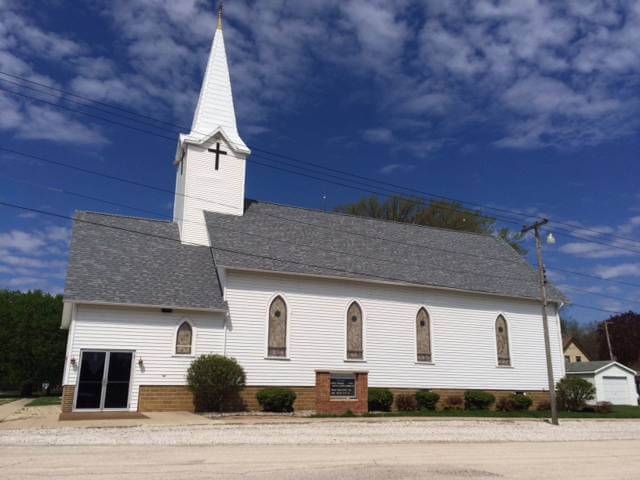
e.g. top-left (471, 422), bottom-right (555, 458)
top-left (330, 373), bottom-right (357, 398)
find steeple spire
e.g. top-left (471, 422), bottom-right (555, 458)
top-left (217, 1), bottom-right (223, 30)
top-left (186, 0), bottom-right (248, 152)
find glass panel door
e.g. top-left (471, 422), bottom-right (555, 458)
top-left (104, 352), bottom-right (133, 409)
top-left (75, 351), bottom-right (133, 410)
top-left (76, 351), bottom-right (106, 409)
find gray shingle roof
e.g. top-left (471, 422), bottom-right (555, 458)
top-left (566, 361), bottom-right (617, 374)
top-left (206, 201), bottom-right (566, 303)
top-left (64, 212), bottom-right (226, 311)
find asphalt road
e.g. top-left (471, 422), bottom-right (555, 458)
top-left (2, 440), bottom-right (638, 480)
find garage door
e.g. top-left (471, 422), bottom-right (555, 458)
top-left (602, 377), bottom-right (629, 404)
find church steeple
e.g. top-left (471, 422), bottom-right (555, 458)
top-left (173, 1), bottom-right (250, 246)
top-left (187, 1), bottom-right (247, 151)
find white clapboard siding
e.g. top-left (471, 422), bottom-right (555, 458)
top-left (64, 305), bottom-right (225, 411)
top-left (178, 138), bottom-right (246, 246)
top-left (224, 270), bottom-right (565, 390)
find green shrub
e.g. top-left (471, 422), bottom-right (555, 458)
top-left (443, 395), bottom-right (464, 411)
top-left (415, 391), bottom-right (440, 411)
top-left (496, 394), bottom-right (533, 412)
top-left (557, 377), bottom-right (596, 411)
top-left (256, 388), bottom-right (297, 412)
top-left (368, 388), bottom-right (393, 411)
top-left (395, 394), bottom-right (418, 411)
top-left (342, 409), bottom-right (356, 417)
top-left (186, 355), bottom-right (246, 412)
top-left (464, 390), bottom-right (496, 410)
top-left (495, 396), bottom-right (512, 412)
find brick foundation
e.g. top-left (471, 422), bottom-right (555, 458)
top-left (66, 382), bottom-right (550, 414)
top-left (137, 385), bottom-right (316, 412)
top-left (315, 371), bottom-right (368, 415)
top-left (138, 386), bottom-right (195, 412)
top-left (61, 385), bottom-right (75, 413)
top-left (241, 386), bottom-right (316, 411)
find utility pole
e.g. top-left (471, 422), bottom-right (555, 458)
top-left (604, 321), bottom-right (616, 361)
top-left (522, 218), bottom-right (559, 426)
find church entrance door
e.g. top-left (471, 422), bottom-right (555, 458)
top-left (74, 350), bottom-right (134, 411)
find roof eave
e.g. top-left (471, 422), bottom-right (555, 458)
top-left (63, 298), bottom-right (228, 315)
top-left (218, 265), bottom-right (563, 305)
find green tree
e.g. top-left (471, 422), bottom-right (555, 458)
top-left (0, 290), bottom-right (66, 392)
top-left (335, 195), bottom-right (527, 255)
top-left (597, 311), bottom-right (640, 370)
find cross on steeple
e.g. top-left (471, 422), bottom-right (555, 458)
top-left (208, 142), bottom-right (227, 170)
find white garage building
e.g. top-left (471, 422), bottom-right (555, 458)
top-left (566, 361), bottom-right (638, 406)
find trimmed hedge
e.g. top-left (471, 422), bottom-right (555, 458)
top-left (396, 394), bottom-right (418, 411)
top-left (368, 388), bottom-right (393, 412)
top-left (464, 390), bottom-right (496, 410)
top-left (496, 393), bottom-right (533, 412)
top-left (415, 391), bottom-right (440, 411)
top-left (186, 355), bottom-right (245, 412)
top-left (256, 388), bottom-right (297, 412)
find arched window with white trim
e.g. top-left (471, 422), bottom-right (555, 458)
top-left (268, 296), bottom-right (287, 357)
top-left (346, 301), bottom-right (363, 360)
top-left (176, 321), bottom-right (193, 355)
top-left (495, 315), bottom-right (510, 366)
top-left (416, 307), bottom-right (432, 362)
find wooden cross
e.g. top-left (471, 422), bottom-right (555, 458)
top-left (208, 142), bottom-right (227, 170)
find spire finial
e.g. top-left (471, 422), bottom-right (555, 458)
top-left (217, 1), bottom-right (224, 30)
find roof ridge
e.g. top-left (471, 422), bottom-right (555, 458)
top-left (76, 210), bottom-right (174, 224)
top-left (246, 199), bottom-right (497, 239)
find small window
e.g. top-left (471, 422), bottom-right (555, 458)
top-left (416, 307), bottom-right (432, 362)
top-left (564, 355), bottom-right (570, 363)
top-left (176, 321), bottom-right (193, 355)
top-left (346, 302), bottom-right (363, 360)
top-left (495, 315), bottom-right (510, 366)
top-left (268, 296), bottom-right (287, 357)
top-left (575, 356), bottom-right (582, 363)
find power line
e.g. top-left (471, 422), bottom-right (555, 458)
top-left (0, 146), bottom-right (530, 267)
top-left (1, 173), bottom-right (536, 283)
top-left (549, 266), bottom-right (640, 289)
top-left (3, 70), bottom-right (640, 248)
top-left (0, 199), bottom-right (553, 295)
top-left (567, 303), bottom-right (627, 315)
top-left (560, 284), bottom-right (640, 306)
top-left (2, 83), bottom-right (638, 254)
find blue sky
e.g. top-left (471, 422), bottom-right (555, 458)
top-left (1, 0), bottom-right (639, 323)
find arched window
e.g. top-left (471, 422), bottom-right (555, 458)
top-left (346, 302), bottom-right (363, 360)
top-left (176, 321), bottom-right (193, 355)
top-left (268, 296), bottom-right (287, 357)
top-left (416, 307), bottom-right (432, 362)
top-left (495, 315), bottom-right (510, 366)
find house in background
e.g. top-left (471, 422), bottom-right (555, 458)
top-left (566, 361), bottom-right (638, 406)
top-left (563, 336), bottom-right (590, 363)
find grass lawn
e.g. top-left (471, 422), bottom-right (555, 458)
top-left (316, 406), bottom-right (640, 419)
top-left (0, 398), bottom-right (18, 406)
top-left (25, 396), bottom-right (61, 407)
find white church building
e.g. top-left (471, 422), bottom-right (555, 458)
top-left (60, 10), bottom-right (566, 415)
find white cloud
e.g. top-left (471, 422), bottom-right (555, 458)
top-left (363, 128), bottom-right (394, 144)
top-left (594, 263), bottom-right (640, 279)
top-left (0, 230), bottom-right (46, 254)
top-left (379, 163), bottom-right (415, 175)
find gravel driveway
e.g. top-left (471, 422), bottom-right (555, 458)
top-left (1, 419), bottom-right (639, 446)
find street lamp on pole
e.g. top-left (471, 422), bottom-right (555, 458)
top-left (522, 218), bottom-right (559, 426)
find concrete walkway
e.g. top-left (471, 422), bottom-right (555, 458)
top-left (0, 399), bottom-right (29, 421)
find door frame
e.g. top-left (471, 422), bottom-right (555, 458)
top-left (73, 349), bottom-right (136, 412)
